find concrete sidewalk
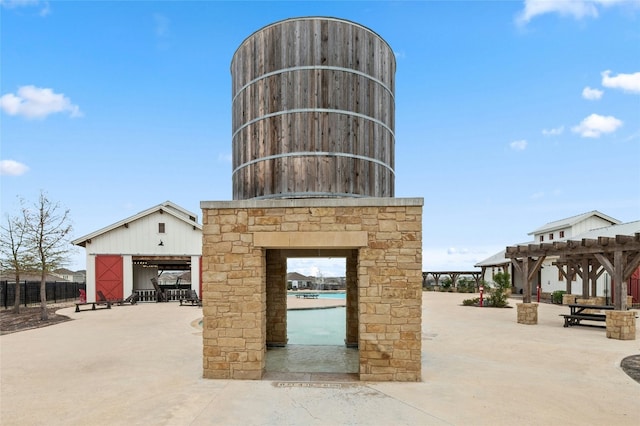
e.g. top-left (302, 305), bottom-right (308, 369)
top-left (1, 292), bottom-right (638, 425)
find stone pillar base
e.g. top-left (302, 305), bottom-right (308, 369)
top-left (606, 311), bottom-right (636, 340)
top-left (562, 294), bottom-right (576, 305)
top-left (517, 303), bottom-right (538, 325)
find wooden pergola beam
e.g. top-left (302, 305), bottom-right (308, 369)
top-left (507, 233), bottom-right (640, 310)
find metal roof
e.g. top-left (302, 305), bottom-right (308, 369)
top-left (527, 210), bottom-right (620, 235)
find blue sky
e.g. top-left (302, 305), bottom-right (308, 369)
top-left (2, 0), bottom-right (639, 276)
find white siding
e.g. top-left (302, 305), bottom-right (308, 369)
top-left (84, 211), bottom-right (201, 256)
top-left (570, 216), bottom-right (615, 236)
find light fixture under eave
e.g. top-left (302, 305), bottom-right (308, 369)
top-left (158, 240), bottom-right (164, 246)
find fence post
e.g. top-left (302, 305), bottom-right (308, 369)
top-left (24, 281), bottom-right (27, 307)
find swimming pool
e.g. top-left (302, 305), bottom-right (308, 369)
top-left (287, 307), bottom-right (345, 345)
top-left (287, 291), bottom-right (346, 300)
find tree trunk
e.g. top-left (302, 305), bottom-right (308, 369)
top-left (40, 270), bottom-right (48, 321)
top-left (13, 273), bottom-right (21, 314)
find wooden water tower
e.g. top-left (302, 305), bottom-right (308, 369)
top-left (231, 17), bottom-right (396, 200)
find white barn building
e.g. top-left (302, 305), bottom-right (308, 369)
top-left (72, 201), bottom-right (202, 303)
top-left (476, 211), bottom-right (640, 303)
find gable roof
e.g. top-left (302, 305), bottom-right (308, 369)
top-left (528, 210), bottom-right (620, 235)
top-left (72, 201), bottom-right (202, 247)
top-left (568, 220), bottom-right (640, 241)
top-left (477, 219), bottom-right (639, 268)
top-left (474, 250), bottom-right (511, 267)
top-left (287, 272), bottom-right (312, 281)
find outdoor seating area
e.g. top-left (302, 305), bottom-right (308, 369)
top-left (74, 301), bottom-right (111, 312)
top-left (560, 303), bottom-right (613, 328)
top-left (179, 290), bottom-right (202, 306)
top-left (294, 293), bottom-right (319, 299)
top-left (2, 292), bottom-right (638, 425)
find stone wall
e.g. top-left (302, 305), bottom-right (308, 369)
top-left (516, 303), bottom-right (538, 325)
top-left (606, 311), bottom-right (636, 340)
top-left (201, 198), bottom-right (423, 381)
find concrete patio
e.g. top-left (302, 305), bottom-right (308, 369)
top-left (1, 292), bottom-right (638, 425)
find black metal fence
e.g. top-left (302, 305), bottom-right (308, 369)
top-left (1, 281), bottom-right (86, 309)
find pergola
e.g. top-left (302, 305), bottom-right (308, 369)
top-left (505, 233), bottom-right (640, 310)
top-left (422, 271), bottom-right (483, 289)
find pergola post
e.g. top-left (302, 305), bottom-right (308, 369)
top-left (581, 258), bottom-right (590, 298)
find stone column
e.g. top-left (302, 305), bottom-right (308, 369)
top-left (266, 250), bottom-right (287, 346)
top-left (606, 311), bottom-right (636, 340)
top-left (345, 249), bottom-right (358, 347)
top-left (202, 207), bottom-right (266, 380)
top-left (517, 303), bottom-right (538, 325)
top-left (358, 205), bottom-right (422, 382)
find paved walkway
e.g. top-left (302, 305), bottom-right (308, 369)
top-left (1, 292), bottom-right (638, 425)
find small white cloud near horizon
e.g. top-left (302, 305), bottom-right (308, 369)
top-left (424, 246), bottom-right (503, 271)
top-left (572, 113), bottom-right (623, 138)
top-left (0, 85), bottom-right (82, 119)
top-left (542, 126), bottom-right (564, 136)
top-left (516, 0), bottom-right (630, 25)
top-left (510, 140), bottom-right (528, 151)
top-left (0, 159), bottom-right (29, 176)
top-left (601, 70), bottom-right (640, 93)
top-left (582, 86), bottom-right (603, 100)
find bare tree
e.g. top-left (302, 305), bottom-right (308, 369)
top-left (22, 191), bottom-right (73, 320)
top-left (0, 212), bottom-right (35, 313)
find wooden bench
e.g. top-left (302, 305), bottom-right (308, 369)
top-left (560, 313), bottom-right (606, 328)
top-left (75, 301), bottom-right (111, 312)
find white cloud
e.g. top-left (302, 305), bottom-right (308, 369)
top-left (218, 153), bottom-right (232, 163)
top-left (1, 0), bottom-right (50, 16)
top-left (601, 70), bottom-right (640, 93)
top-left (287, 258), bottom-right (345, 277)
top-left (542, 126), bottom-right (564, 136)
top-left (510, 140), bottom-right (528, 150)
top-left (153, 13), bottom-right (170, 37)
top-left (572, 113), bottom-right (623, 138)
top-left (516, 0), bottom-right (630, 25)
top-left (424, 246), bottom-right (503, 271)
top-left (582, 86), bottom-right (603, 100)
top-left (0, 85), bottom-right (82, 119)
top-left (0, 159), bottom-right (29, 176)
top-left (530, 191), bottom-right (545, 199)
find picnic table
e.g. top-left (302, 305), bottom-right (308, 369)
top-left (560, 304), bottom-right (614, 328)
top-left (295, 293), bottom-right (319, 299)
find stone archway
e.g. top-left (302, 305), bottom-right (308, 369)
top-left (200, 197), bottom-right (423, 381)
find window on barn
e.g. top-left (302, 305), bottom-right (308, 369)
top-left (559, 230), bottom-right (565, 238)
top-left (159, 223), bottom-right (165, 233)
top-left (549, 233), bottom-right (554, 240)
top-left (540, 235), bottom-right (544, 242)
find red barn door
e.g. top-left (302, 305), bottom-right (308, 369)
top-left (95, 255), bottom-right (124, 300)
top-left (628, 267), bottom-right (640, 304)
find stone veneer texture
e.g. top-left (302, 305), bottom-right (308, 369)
top-left (200, 198), bottom-right (423, 381)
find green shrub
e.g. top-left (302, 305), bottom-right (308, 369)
top-left (457, 277), bottom-right (475, 293)
top-left (462, 297), bottom-right (480, 306)
top-left (440, 278), bottom-right (452, 292)
top-left (488, 272), bottom-right (511, 308)
top-left (551, 290), bottom-right (566, 304)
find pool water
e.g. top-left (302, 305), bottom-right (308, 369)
top-left (287, 307), bottom-right (345, 345)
